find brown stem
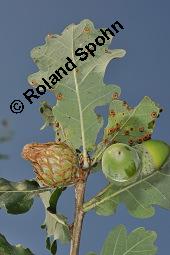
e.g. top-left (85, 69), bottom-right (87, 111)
top-left (69, 171), bottom-right (88, 255)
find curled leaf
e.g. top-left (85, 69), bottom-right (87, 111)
top-left (0, 178), bottom-right (50, 214)
top-left (40, 189), bottom-right (71, 249)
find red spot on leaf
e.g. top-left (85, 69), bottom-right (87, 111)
top-left (124, 130), bottom-right (130, 136)
top-left (107, 128), bottom-right (115, 134)
top-left (84, 27), bottom-right (91, 33)
top-left (139, 127), bottom-right (145, 132)
top-left (103, 139), bottom-right (109, 144)
top-left (57, 93), bottom-right (64, 101)
top-left (151, 111), bottom-right (157, 118)
top-left (112, 92), bottom-right (119, 100)
top-left (128, 139), bottom-right (134, 145)
top-left (137, 138), bottom-right (143, 144)
top-left (115, 123), bottom-right (121, 131)
top-left (109, 110), bottom-right (116, 117)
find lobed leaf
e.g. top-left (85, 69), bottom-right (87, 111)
top-left (83, 157), bottom-right (170, 218)
top-left (101, 225), bottom-right (157, 255)
top-left (28, 19), bottom-right (125, 151)
top-left (93, 96), bottom-right (161, 163)
top-left (0, 178), bottom-right (50, 214)
top-left (86, 225), bottom-right (157, 255)
top-left (0, 233), bottom-right (34, 255)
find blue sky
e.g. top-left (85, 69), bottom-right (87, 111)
top-left (0, 1), bottom-right (170, 254)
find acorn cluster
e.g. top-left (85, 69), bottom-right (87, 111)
top-left (102, 140), bottom-right (170, 185)
top-left (22, 138), bottom-right (169, 188)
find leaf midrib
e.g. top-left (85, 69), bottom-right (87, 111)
top-left (83, 171), bottom-right (159, 212)
top-left (0, 187), bottom-right (51, 193)
top-left (123, 233), bottom-right (155, 255)
top-left (71, 25), bottom-right (88, 165)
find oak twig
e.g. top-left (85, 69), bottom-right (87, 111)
top-left (69, 170), bottom-right (89, 255)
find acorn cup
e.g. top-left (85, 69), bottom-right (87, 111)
top-left (101, 140), bottom-right (170, 185)
top-left (22, 142), bottom-right (79, 188)
top-left (135, 140), bottom-right (170, 176)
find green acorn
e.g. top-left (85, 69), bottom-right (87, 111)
top-left (22, 142), bottom-right (79, 188)
top-left (102, 140), bottom-right (170, 185)
top-left (135, 140), bottom-right (170, 176)
top-left (102, 143), bottom-right (141, 184)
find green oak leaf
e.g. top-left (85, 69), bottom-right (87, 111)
top-left (83, 157), bottom-right (170, 218)
top-left (0, 233), bottom-right (34, 255)
top-left (28, 19), bottom-right (125, 151)
top-left (105, 96), bottom-right (161, 143)
top-left (46, 237), bottom-right (57, 255)
top-left (101, 225), bottom-right (157, 255)
top-left (86, 225), bottom-right (157, 255)
top-left (95, 187), bottom-right (119, 216)
top-left (0, 178), bottom-right (50, 214)
top-left (40, 189), bottom-right (71, 249)
top-left (93, 96), bottom-right (161, 163)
